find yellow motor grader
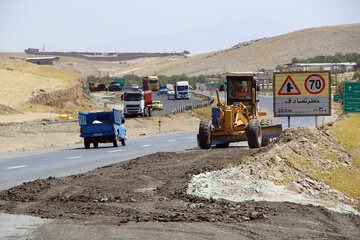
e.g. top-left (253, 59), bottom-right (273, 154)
top-left (197, 72), bottom-right (282, 149)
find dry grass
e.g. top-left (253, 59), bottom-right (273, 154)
top-left (191, 101), bottom-right (218, 120)
top-left (280, 114), bottom-right (360, 198)
top-left (330, 114), bottom-right (360, 168)
top-left (0, 57), bottom-right (82, 109)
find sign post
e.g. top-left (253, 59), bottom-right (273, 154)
top-left (344, 82), bottom-right (360, 113)
top-left (273, 71), bottom-right (331, 126)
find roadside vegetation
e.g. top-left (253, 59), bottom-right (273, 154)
top-left (291, 52), bottom-right (360, 68)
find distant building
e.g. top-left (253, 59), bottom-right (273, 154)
top-left (282, 63), bottom-right (357, 72)
top-left (25, 48), bottom-right (40, 54)
top-left (25, 57), bottom-right (60, 65)
top-left (256, 68), bottom-right (277, 90)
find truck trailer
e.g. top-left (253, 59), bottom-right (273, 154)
top-left (123, 90), bottom-right (152, 117)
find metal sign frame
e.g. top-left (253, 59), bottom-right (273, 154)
top-left (273, 71), bottom-right (331, 117)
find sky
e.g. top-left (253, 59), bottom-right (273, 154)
top-left (1, 0), bottom-right (359, 53)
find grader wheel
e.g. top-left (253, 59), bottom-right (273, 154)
top-left (198, 120), bottom-right (212, 149)
top-left (247, 119), bottom-right (262, 148)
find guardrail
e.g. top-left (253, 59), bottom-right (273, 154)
top-left (171, 92), bottom-right (214, 114)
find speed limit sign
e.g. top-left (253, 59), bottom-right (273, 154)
top-left (305, 74), bottom-right (325, 94)
top-left (274, 71), bottom-right (331, 117)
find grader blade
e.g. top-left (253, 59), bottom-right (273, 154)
top-left (262, 124), bottom-right (283, 139)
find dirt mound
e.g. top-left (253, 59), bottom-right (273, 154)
top-left (0, 57), bottom-right (82, 110)
top-left (0, 132), bottom-right (360, 238)
top-left (188, 127), bottom-right (359, 214)
top-left (0, 104), bottom-right (22, 115)
top-left (28, 82), bottom-right (96, 110)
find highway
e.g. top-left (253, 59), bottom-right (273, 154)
top-left (0, 132), bottom-right (199, 191)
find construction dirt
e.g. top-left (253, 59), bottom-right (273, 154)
top-left (1, 127), bottom-right (360, 239)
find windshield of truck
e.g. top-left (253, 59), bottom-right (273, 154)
top-left (177, 86), bottom-right (188, 91)
top-left (124, 93), bottom-right (143, 101)
top-left (149, 80), bottom-right (158, 84)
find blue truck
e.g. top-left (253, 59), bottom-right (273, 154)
top-left (79, 109), bottom-right (127, 149)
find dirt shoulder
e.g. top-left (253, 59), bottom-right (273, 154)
top-left (1, 145), bottom-right (359, 239)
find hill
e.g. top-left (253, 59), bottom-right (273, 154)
top-left (147, 23), bottom-right (360, 76)
top-left (2, 24), bottom-right (359, 79)
top-left (0, 57), bottom-right (95, 118)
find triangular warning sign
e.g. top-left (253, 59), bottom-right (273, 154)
top-left (278, 76), bottom-right (301, 95)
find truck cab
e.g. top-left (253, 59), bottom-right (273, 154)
top-left (79, 109), bottom-right (126, 149)
top-left (175, 81), bottom-right (190, 99)
top-left (123, 90), bottom-right (152, 117)
top-left (148, 76), bottom-right (159, 91)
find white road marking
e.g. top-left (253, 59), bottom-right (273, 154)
top-left (66, 156), bottom-right (82, 160)
top-left (6, 165), bottom-right (28, 170)
top-left (141, 144), bottom-right (151, 147)
top-left (108, 149), bottom-right (123, 153)
top-left (167, 140), bottom-right (176, 143)
top-left (186, 137), bottom-right (195, 140)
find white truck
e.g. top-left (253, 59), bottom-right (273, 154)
top-left (175, 81), bottom-right (190, 99)
top-left (123, 90), bottom-right (152, 117)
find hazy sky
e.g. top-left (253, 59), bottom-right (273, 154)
top-left (1, 0), bottom-right (359, 53)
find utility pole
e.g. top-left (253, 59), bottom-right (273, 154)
top-left (335, 60), bottom-right (338, 93)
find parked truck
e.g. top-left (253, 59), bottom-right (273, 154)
top-left (175, 81), bottom-right (190, 99)
top-left (123, 90), bottom-right (152, 117)
top-left (79, 109), bottom-right (126, 149)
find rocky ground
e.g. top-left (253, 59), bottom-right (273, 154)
top-left (0, 127), bottom-right (360, 239)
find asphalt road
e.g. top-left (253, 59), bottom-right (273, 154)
top-left (0, 132), bottom-right (199, 191)
top-left (126, 91), bottom-right (205, 117)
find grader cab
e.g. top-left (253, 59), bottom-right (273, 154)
top-left (197, 72), bottom-right (282, 149)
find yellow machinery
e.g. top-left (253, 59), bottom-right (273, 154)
top-left (197, 72), bottom-right (282, 149)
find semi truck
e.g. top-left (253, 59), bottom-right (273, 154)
top-left (79, 109), bottom-right (126, 149)
top-left (142, 77), bottom-right (149, 90)
top-left (123, 90), bottom-right (152, 117)
top-left (148, 76), bottom-right (159, 91)
top-left (175, 81), bottom-right (190, 99)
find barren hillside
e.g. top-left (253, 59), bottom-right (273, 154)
top-left (0, 57), bottom-right (95, 119)
top-left (150, 23), bottom-right (360, 75)
top-left (2, 24), bottom-right (359, 79)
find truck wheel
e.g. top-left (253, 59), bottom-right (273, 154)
top-left (93, 142), bottom-right (99, 148)
top-left (247, 119), bottom-right (262, 148)
top-left (198, 120), bottom-right (212, 149)
top-left (84, 139), bottom-right (90, 149)
top-left (113, 135), bottom-right (118, 147)
top-left (121, 138), bottom-right (126, 146)
top-left (216, 143), bottom-right (230, 148)
top-left (260, 119), bottom-right (273, 147)
top-left (148, 108), bottom-right (152, 116)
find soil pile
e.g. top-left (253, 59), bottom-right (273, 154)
top-left (0, 130), bottom-right (360, 238)
top-left (0, 57), bottom-right (81, 110)
top-left (188, 127), bottom-right (360, 214)
top-left (29, 82), bottom-right (96, 110)
top-left (0, 104), bottom-right (21, 115)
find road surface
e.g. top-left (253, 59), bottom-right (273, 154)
top-left (0, 132), bottom-right (199, 190)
